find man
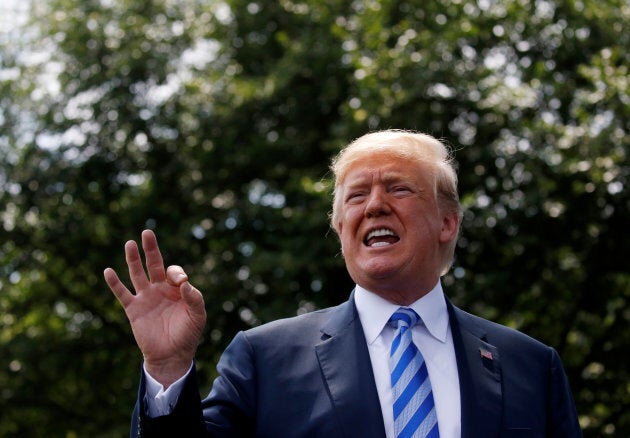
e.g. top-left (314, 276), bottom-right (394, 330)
top-left (104, 130), bottom-right (581, 437)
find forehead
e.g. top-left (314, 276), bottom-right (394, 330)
top-left (341, 153), bottom-right (431, 185)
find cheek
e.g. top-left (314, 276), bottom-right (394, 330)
top-left (339, 221), bottom-right (360, 255)
top-left (342, 204), bottom-right (363, 223)
top-left (339, 232), bottom-right (353, 258)
top-left (339, 227), bottom-right (352, 248)
top-left (338, 205), bottom-right (364, 244)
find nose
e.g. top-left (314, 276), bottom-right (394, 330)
top-left (365, 187), bottom-right (391, 218)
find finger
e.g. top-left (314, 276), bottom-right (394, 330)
top-left (125, 239), bottom-right (150, 291)
top-left (142, 229), bottom-right (166, 283)
top-left (166, 265), bottom-right (188, 287)
top-left (104, 267), bottom-right (134, 308)
top-left (181, 282), bottom-right (206, 321)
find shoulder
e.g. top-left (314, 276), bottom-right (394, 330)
top-left (450, 303), bottom-right (552, 354)
top-left (450, 304), bottom-right (565, 378)
top-left (234, 298), bottom-right (354, 348)
top-left (248, 304), bottom-right (341, 335)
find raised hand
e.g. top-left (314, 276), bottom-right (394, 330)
top-left (104, 229), bottom-right (207, 387)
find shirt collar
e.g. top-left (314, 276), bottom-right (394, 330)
top-left (354, 281), bottom-right (449, 345)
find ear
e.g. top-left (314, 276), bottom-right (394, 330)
top-left (439, 209), bottom-right (460, 244)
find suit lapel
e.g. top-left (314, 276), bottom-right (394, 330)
top-left (314, 294), bottom-right (504, 437)
top-left (315, 293), bottom-right (386, 437)
top-left (447, 300), bottom-right (503, 438)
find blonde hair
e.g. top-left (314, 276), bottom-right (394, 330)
top-left (330, 129), bottom-right (462, 274)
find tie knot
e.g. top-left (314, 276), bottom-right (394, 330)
top-left (388, 307), bottom-right (420, 330)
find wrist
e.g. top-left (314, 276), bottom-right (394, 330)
top-left (144, 357), bottom-right (193, 389)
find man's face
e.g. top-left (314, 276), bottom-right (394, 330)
top-left (337, 154), bottom-right (456, 302)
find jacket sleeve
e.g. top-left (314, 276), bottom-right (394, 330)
top-left (546, 348), bottom-right (582, 437)
top-left (131, 366), bottom-right (206, 438)
top-left (200, 331), bottom-right (257, 436)
top-left (130, 332), bottom-right (257, 438)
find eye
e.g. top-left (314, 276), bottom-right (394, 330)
top-left (345, 191), bottom-right (366, 203)
top-left (391, 185), bottom-right (412, 195)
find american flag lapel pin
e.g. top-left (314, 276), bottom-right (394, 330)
top-left (480, 347), bottom-right (493, 361)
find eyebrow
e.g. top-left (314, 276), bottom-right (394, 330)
top-left (344, 170), bottom-right (409, 187)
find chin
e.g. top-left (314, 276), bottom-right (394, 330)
top-left (353, 263), bottom-right (401, 283)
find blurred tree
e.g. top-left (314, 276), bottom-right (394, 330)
top-left (0, 0), bottom-right (628, 436)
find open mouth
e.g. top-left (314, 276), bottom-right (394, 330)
top-left (364, 228), bottom-right (400, 247)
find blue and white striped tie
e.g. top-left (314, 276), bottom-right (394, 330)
top-left (389, 308), bottom-right (439, 438)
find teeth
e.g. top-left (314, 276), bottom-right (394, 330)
top-left (367, 228), bottom-right (395, 240)
top-left (371, 241), bottom-right (390, 247)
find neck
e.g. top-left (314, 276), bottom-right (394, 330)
top-left (362, 278), bottom-right (439, 306)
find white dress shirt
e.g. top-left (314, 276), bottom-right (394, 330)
top-left (354, 281), bottom-right (461, 438)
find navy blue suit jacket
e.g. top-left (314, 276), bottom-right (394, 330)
top-left (132, 293), bottom-right (581, 437)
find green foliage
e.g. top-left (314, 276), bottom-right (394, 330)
top-left (1, 0), bottom-right (628, 436)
